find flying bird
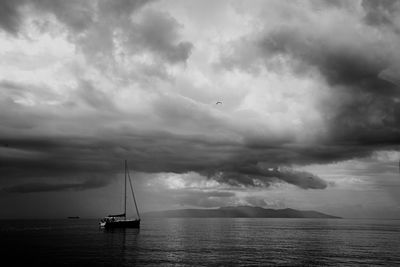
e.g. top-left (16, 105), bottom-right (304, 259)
top-left (216, 101), bottom-right (222, 105)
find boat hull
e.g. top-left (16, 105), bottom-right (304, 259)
top-left (101, 219), bottom-right (140, 229)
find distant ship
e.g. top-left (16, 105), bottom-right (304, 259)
top-left (99, 160), bottom-right (140, 229)
top-left (67, 216), bottom-right (80, 219)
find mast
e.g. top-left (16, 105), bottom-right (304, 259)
top-left (127, 162), bottom-right (140, 220)
top-left (124, 160), bottom-right (127, 219)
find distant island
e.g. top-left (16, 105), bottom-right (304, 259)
top-left (145, 206), bottom-right (341, 219)
top-left (67, 216), bottom-right (80, 219)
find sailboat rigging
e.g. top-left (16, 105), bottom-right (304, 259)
top-left (99, 160), bottom-right (140, 229)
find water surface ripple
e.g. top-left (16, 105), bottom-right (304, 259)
top-left (1, 218), bottom-right (399, 266)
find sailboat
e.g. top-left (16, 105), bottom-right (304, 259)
top-left (99, 160), bottom-right (140, 229)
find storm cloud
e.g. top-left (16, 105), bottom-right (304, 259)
top-left (0, 0), bottom-right (94, 34)
top-left (2, 178), bottom-right (109, 193)
top-left (220, 0), bottom-right (400, 146)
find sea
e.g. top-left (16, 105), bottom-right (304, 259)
top-left (0, 218), bottom-right (399, 266)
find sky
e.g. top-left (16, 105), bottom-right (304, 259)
top-left (1, 0), bottom-right (400, 219)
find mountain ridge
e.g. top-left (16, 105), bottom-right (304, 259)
top-left (145, 206), bottom-right (341, 219)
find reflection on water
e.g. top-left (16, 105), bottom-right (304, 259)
top-left (102, 228), bottom-right (140, 265)
top-left (0, 218), bottom-right (399, 266)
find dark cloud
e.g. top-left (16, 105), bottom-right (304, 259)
top-left (2, 178), bottom-right (108, 193)
top-left (125, 9), bottom-right (193, 63)
top-left (362, 0), bottom-right (400, 29)
top-left (0, 129), bottom-right (334, 193)
top-left (0, 0), bottom-right (157, 35)
top-left (39, 0), bottom-right (192, 75)
top-left (98, 0), bottom-right (153, 18)
top-left (0, 0), bottom-right (24, 34)
top-left (75, 0), bottom-right (155, 65)
top-left (31, 0), bottom-right (94, 33)
top-left (219, 1), bottom-right (400, 153)
top-left (211, 163), bottom-right (328, 189)
top-left (1, 75), bottom-right (380, 192)
top-left (310, 0), bottom-right (354, 9)
top-left (0, 75), bottom-right (390, 193)
top-left (0, 0), bottom-right (94, 34)
top-left (260, 26), bottom-right (396, 94)
top-left (379, 64), bottom-right (400, 87)
top-left (77, 80), bottom-right (116, 111)
top-left (0, 137), bottom-right (119, 174)
top-left (0, 0), bottom-right (192, 67)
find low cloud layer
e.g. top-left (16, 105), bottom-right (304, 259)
top-left (2, 178), bottom-right (109, 193)
top-left (210, 164), bottom-right (328, 189)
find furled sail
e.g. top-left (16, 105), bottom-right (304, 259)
top-left (108, 213), bottom-right (126, 217)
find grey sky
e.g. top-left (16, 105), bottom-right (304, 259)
top-left (1, 0), bottom-right (400, 219)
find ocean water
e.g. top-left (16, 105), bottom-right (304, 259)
top-left (0, 218), bottom-right (399, 266)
